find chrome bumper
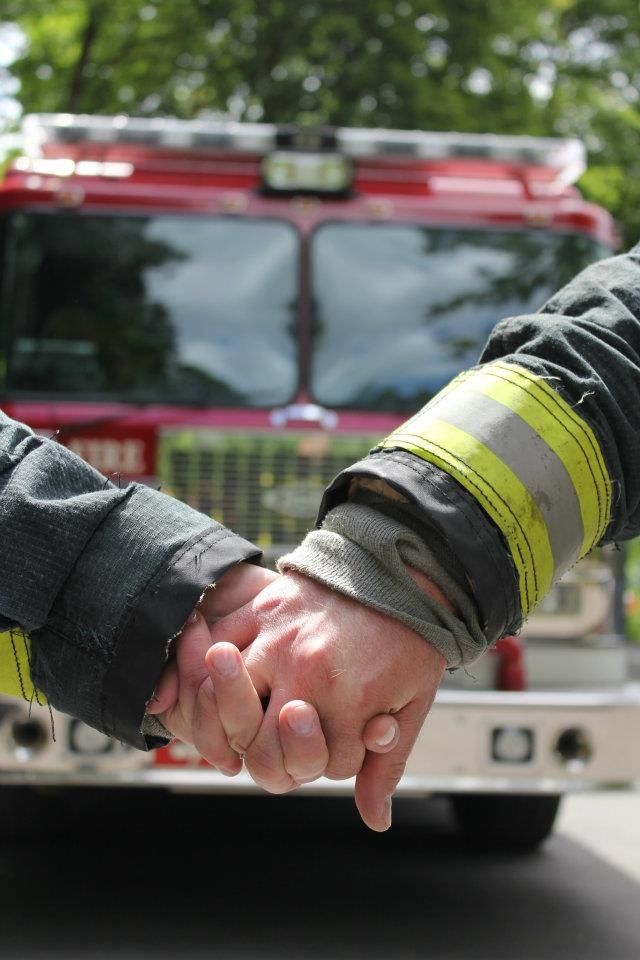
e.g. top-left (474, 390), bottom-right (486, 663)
top-left (0, 685), bottom-right (639, 796)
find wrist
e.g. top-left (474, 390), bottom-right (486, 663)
top-left (404, 564), bottom-right (456, 615)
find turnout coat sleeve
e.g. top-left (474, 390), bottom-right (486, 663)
top-left (0, 411), bottom-right (261, 749)
top-left (319, 243), bottom-right (640, 646)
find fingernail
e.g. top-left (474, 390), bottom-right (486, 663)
top-left (287, 704), bottom-right (315, 736)
top-left (211, 646), bottom-right (239, 678)
top-left (383, 797), bottom-right (392, 830)
top-left (375, 725), bottom-right (396, 747)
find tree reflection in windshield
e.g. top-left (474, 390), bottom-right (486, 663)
top-left (311, 223), bottom-right (607, 411)
top-left (2, 212), bottom-right (298, 406)
top-left (423, 229), bottom-right (599, 324)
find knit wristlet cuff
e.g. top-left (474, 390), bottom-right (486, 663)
top-left (278, 504), bottom-right (486, 668)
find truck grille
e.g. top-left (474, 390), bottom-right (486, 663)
top-left (158, 430), bottom-right (377, 560)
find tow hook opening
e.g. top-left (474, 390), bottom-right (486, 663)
top-left (555, 727), bottom-right (593, 771)
top-left (9, 718), bottom-right (49, 759)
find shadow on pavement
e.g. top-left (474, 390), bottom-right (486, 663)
top-left (0, 789), bottom-right (638, 959)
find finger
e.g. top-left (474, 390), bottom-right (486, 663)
top-left (316, 715), bottom-right (395, 783)
top-left (174, 612), bottom-right (217, 693)
top-left (244, 694), bottom-right (298, 795)
top-left (278, 701), bottom-right (329, 784)
top-left (155, 612), bottom-right (215, 737)
top-left (353, 749), bottom-right (404, 832)
top-left (205, 642), bottom-right (265, 754)
top-left (362, 714), bottom-right (400, 754)
top-left (157, 613), bottom-right (238, 771)
top-left (354, 699), bottom-right (428, 832)
top-left (147, 659), bottom-right (178, 716)
top-left (199, 565), bottom-right (279, 623)
top-left (323, 730), bottom-right (367, 782)
top-left (190, 672), bottom-right (243, 775)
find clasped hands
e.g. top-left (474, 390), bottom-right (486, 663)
top-left (148, 562), bottom-right (447, 831)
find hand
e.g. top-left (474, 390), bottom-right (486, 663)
top-left (206, 570), bottom-right (447, 831)
top-left (148, 562), bottom-right (278, 722)
top-left (205, 640), bottom-right (401, 785)
top-left (148, 563), bottom-right (402, 786)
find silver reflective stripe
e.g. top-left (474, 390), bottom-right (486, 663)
top-left (405, 389), bottom-right (584, 575)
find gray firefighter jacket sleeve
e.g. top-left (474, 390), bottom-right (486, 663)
top-left (0, 411), bottom-right (261, 749)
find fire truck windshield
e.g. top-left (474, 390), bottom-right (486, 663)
top-left (310, 223), bottom-right (607, 410)
top-left (0, 211), bottom-right (299, 406)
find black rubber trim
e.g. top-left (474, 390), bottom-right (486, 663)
top-left (318, 450), bottom-right (521, 643)
top-left (101, 529), bottom-right (262, 750)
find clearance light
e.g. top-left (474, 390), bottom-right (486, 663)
top-left (491, 726), bottom-right (534, 764)
top-left (69, 719), bottom-right (114, 755)
top-left (262, 151), bottom-right (352, 193)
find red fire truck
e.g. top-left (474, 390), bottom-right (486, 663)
top-left (0, 113), bottom-right (638, 847)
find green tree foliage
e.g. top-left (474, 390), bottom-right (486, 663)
top-left (2, 0), bottom-right (640, 241)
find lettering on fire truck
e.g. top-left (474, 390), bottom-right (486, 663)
top-left (67, 437), bottom-right (147, 476)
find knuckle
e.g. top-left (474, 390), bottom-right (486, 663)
top-left (251, 587), bottom-right (290, 620)
top-left (288, 766), bottom-right (326, 785)
top-left (244, 741), bottom-right (286, 789)
top-left (353, 679), bottom-right (378, 711)
top-left (194, 738), bottom-right (234, 770)
top-left (246, 764), bottom-right (295, 795)
top-left (228, 732), bottom-right (253, 755)
top-left (324, 765), bottom-right (358, 781)
top-left (297, 643), bottom-right (341, 694)
top-left (324, 754), bottom-right (362, 781)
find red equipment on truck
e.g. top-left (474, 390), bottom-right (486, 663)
top-left (0, 113), bottom-right (638, 848)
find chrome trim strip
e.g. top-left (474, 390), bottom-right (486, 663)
top-left (435, 683), bottom-right (640, 709)
top-left (0, 768), bottom-right (636, 796)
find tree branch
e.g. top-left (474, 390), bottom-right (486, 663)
top-left (66, 5), bottom-right (101, 112)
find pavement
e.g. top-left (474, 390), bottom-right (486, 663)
top-left (2, 789), bottom-right (640, 959)
top-left (556, 638), bottom-right (640, 881)
top-left (557, 791), bottom-right (640, 883)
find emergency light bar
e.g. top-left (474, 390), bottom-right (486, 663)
top-left (21, 113), bottom-right (278, 155)
top-left (17, 113), bottom-right (586, 186)
top-left (339, 128), bottom-right (586, 184)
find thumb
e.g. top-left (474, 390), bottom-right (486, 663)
top-left (362, 714), bottom-right (400, 754)
top-left (354, 699), bottom-right (428, 832)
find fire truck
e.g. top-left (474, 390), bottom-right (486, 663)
top-left (0, 112), bottom-right (638, 848)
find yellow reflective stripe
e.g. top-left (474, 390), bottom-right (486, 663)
top-left (377, 361), bottom-right (612, 618)
top-left (398, 368), bottom-right (474, 433)
top-left (378, 420), bottom-right (554, 616)
top-left (487, 362), bottom-right (611, 552)
top-left (0, 630), bottom-right (46, 704)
